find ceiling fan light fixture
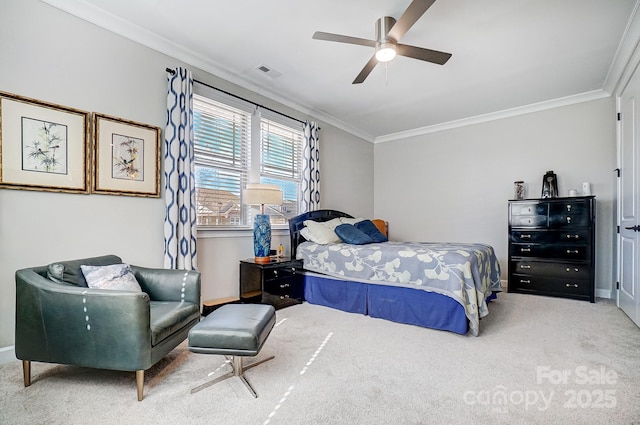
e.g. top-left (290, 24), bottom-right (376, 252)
top-left (376, 42), bottom-right (396, 62)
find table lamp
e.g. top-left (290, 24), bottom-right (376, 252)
top-left (242, 183), bottom-right (282, 263)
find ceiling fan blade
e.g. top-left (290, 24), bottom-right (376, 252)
top-left (353, 55), bottom-right (379, 84)
top-left (387, 0), bottom-right (436, 41)
top-left (396, 43), bottom-right (451, 65)
top-left (312, 31), bottom-right (377, 48)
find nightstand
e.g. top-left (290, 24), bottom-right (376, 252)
top-left (239, 257), bottom-right (304, 309)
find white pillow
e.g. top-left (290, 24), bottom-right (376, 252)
top-left (303, 220), bottom-right (341, 244)
top-left (323, 217), bottom-right (344, 230)
top-left (80, 263), bottom-right (142, 292)
top-left (339, 217), bottom-right (364, 225)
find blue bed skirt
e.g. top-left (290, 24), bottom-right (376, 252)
top-left (303, 273), bottom-right (471, 335)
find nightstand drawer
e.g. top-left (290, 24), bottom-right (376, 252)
top-left (264, 266), bottom-right (300, 282)
top-left (264, 276), bottom-right (303, 296)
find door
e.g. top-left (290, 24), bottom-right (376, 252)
top-left (618, 66), bottom-right (640, 327)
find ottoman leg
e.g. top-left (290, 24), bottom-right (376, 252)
top-left (191, 354), bottom-right (275, 398)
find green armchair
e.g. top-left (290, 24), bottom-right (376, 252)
top-left (15, 255), bottom-right (201, 401)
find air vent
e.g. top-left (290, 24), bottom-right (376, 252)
top-left (256, 64), bottom-right (282, 79)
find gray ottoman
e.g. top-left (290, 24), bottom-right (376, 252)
top-left (188, 303), bottom-right (276, 397)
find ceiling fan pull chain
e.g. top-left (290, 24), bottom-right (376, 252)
top-left (385, 62), bottom-right (389, 86)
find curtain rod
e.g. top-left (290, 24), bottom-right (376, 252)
top-left (166, 67), bottom-right (306, 126)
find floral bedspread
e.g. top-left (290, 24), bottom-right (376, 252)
top-left (296, 241), bottom-right (502, 336)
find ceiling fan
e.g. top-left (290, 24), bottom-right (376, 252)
top-left (312, 0), bottom-right (452, 84)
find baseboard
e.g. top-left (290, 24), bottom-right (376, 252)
top-left (596, 288), bottom-right (613, 300)
top-left (0, 345), bottom-right (16, 364)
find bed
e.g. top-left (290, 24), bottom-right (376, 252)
top-left (288, 210), bottom-right (502, 336)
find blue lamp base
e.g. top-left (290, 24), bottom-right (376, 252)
top-left (253, 214), bottom-right (272, 263)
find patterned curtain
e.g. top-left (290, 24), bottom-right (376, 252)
top-left (301, 121), bottom-right (320, 212)
top-left (163, 67), bottom-right (197, 270)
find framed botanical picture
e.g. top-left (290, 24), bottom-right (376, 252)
top-left (0, 91), bottom-right (91, 193)
top-left (92, 113), bottom-right (161, 197)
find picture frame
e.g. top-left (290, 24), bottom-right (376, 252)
top-left (0, 91), bottom-right (91, 194)
top-left (92, 113), bottom-right (161, 197)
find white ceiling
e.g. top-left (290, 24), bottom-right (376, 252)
top-left (43, 0), bottom-right (640, 142)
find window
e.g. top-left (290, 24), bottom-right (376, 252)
top-left (193, 83), bottom-right (304, 227)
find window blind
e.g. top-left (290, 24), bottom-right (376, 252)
top-left (193, 94), bottom-right (250, 226)
top-left (193, 85), bottom-right (305, 228)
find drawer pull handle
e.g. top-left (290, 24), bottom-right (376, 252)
top-left (565, 283), bottom-right (579, 288)
top-left (567, 205), bottom-right (572, 212)
top-left (566, 234), bottom-right (579, 239)
top-left (273, 270), bottom-right (278, 276)
top-left (520, 265), bottom-right (531, 269)
top-left (520, 234), bottom-right (532, 239)
top-left (521, 248), bottom-right (531, 252)
top-left (291, 267), bottom-right (297, 272)
top-left (566, 267), bottom-right (579, 272)
top-left (520, 279), bottom-right (531, 284)
top-left (566, 249), bottom-right (579, 254)
top-left (566, 217), bottom-right (572, 223)
top-left (279, 283), bottom-right (290, 289)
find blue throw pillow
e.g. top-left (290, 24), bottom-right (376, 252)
top-left (355, 220), bottom-right (388, 243)
top-left (334, 224), bottom-right (374, 245)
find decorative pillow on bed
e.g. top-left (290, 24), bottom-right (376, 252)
top-left (339, 217), bottom-right (364, 225)
top-left (355, 220), bottom-right (388, 243)
top-left (80, 263), bottom-right (142, 292)
top-left (334, 224), bottom-right (374, 245)
top-left (323, 217), bottom-right (345, 230)
top-left (302, 220), bottom-right (341, 244)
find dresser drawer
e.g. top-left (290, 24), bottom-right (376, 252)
top-left (510, 229), bottom-right (590, 244)
top-left (510, 243), bottom-right (590, 260)
top-left (510, 260), bottom-right (591, 279)
top-left (510, 274), bottom-right (590, 296)
top-left (511, 202), bottom-right (548, 216)
top-left (510, 215), bottom-right (548, 227)
top-left (510, 202), bottom-right (548, 227)
top-left (548, 200), bottom-right (591, 228)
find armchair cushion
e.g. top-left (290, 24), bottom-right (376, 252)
top-left (47, 255), bottom-right (122, 287)
top-left (80, 263), bottom-right (142, 292)
top-left (150, 301), bottom-right (200, 346)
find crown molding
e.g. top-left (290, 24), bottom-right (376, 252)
top-left (374, 90), bottom-right (611, 143)
top-left (40, 0), bottom-right (639, 145)
top-left (40, 0), bottom-right (375, 143)
top-left (604, 0), bottom-right (640, 95)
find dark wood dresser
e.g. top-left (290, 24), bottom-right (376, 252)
top-left (508, 196), bottom-right (595, 302)
top-left (239, 257), bottom-right (304, 309)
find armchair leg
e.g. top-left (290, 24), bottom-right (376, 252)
top-left (22, 360), bottom-right (31, 387)
top-left (136, 370), bottom-right (144, 401)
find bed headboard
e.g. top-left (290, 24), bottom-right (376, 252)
top-left (288, 209), bottom-right (353, 258)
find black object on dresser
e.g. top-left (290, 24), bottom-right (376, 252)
top-left (239, 257), bottom-right (304, 309)
top-left (508, 196), bottom-right (595, 303)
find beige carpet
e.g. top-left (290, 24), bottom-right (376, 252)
top-left (1, 293), bottom-right (639, 425)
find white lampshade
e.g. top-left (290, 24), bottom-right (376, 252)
top-left (242, 183), bottom-right (283, 206)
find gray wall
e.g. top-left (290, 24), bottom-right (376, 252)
top-left (374, 97), bottom-right (616, 296)
top-left (0, 0), bottom-right (373, 353)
